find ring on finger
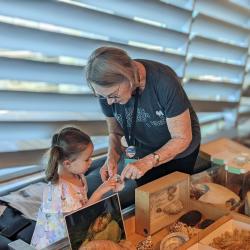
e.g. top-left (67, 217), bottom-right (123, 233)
top-left (131, 173), bottom-right (137, 180)
top-left (125, 170), bottom-right (133, 179)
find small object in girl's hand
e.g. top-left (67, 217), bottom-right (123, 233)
top-left (112, 174), bottom-right (125, 192)
top-left (113, 174), bottom-right (122, 184)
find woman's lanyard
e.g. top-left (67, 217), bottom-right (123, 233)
top-left (121, 88), bottom-right (139, 158)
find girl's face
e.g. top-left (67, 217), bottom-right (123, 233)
top-left (63, 143), bottom-right (93, 175)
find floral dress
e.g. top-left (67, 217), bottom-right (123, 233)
top-left (31, 175), bottom-right (88, 249)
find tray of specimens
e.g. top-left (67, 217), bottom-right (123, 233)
top-left (198, 213), bottom-right (250, 250)
top-left (134, 172), bottom-right (229, 250)
top-left (165, 200), bottom-right (229, 250)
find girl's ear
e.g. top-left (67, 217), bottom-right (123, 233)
top-left (62, 159), bottom-right (71, 169)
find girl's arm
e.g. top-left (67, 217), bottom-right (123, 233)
top-left (85, 179), bottom-right (116, 206)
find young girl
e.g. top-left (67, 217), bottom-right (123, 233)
top-left (31, 127), bottom-right (116, 249)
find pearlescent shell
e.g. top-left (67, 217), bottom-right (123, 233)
top-left (160, 232), bottom-right (189, 250)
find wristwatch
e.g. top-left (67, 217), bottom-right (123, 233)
top-left (152, 152), bottom-right (160, 167)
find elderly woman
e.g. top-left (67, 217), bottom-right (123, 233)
top-left (85, 47), bottom-right (200, 186)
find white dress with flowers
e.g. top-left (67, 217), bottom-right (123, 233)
top-left (31, 176), bottom-right (88, 249)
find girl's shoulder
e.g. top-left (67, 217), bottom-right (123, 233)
top-left (42, 176), bottom-right (88, 213)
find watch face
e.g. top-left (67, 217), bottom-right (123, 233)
top-left (154, 154), bottom-right (159, 161)
top-left (153, 153), bottom-right (160, 164)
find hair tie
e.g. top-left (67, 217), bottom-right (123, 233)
top-left (51, 144), bottom-right (61, 150)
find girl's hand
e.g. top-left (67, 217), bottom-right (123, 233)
top-left (87, 179), bottom-right (117, 205)
top-left (120, 158), bottom-right (153, 181)
top-left (97, 178), bottom-right (117, 196)
top-left (100, 158), bottom-right (118, 182)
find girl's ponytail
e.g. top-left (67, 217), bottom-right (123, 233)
top-left (45, 146), bottom-right (61, 183)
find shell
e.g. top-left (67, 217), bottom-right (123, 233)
top-left (169, 222), bottom-right (200, 238)
top-left (110, 174), bottom-right (125, 192)
top-left (197, 183), bottom-right (240, 208)
top-left (136, 236), bottom-right (153, 250)
top-left (160, 232), bottom-right (189, 250)
top-left (80, 240), bottom-right (136, 250)
top-left (163, 200), bottom-right (183, 215)
top-left (167, 185), bottom-right (177, 194)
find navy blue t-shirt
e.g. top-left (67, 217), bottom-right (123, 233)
top-left (99, 59), bottom-right (201, 159)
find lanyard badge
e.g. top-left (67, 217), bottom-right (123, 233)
top-left (121, 88), bottom-right (139, 159)
top-left (126, 145), bottom-right (136, 158)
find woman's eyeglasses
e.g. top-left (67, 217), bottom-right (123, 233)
top-left (94, 84), bottom-right (121, 102)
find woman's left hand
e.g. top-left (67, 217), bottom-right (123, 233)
top-left (120, 158), bottom-right (153, 181)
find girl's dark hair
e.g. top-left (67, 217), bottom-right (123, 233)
top-left (45, 126), bottom-right (92, 183)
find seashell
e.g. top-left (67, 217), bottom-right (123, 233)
top-left (169, 222), bottom-right (200, 238)
top-left (197, 183), bottom-right (240, 209)
top-left (163, 200), bottom-right (183, 215)
top-left (110, 174), bottom-right (125, 192)
top-left (136, 235), bottom-right (153, 250)
top-left (80, 239), bottom-right (136, 250)
top-left (160, 232), bottom-right (189, 250)
top-left (167, 185), bottom-right (177, 194)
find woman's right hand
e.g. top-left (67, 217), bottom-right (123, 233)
top-left (100, 158), bottom-right (118, 182)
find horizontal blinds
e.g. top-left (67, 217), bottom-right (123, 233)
top-left (0, 0), bottom-right (249, 184)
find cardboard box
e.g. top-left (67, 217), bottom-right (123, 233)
top-left (135, 172), bottom-right (190, 235)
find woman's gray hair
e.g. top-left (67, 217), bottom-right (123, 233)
top-left (85, 47), bottom-right (139, 92)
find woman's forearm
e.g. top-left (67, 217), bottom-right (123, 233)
top-left (149, 109), bottom-right (193, 167)
top-left (107, 133), bottom-right (123, 162)
top-left (154, 137), bottom-right (191, 165)
top-left (140, 137), bottom-right (191, 170)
